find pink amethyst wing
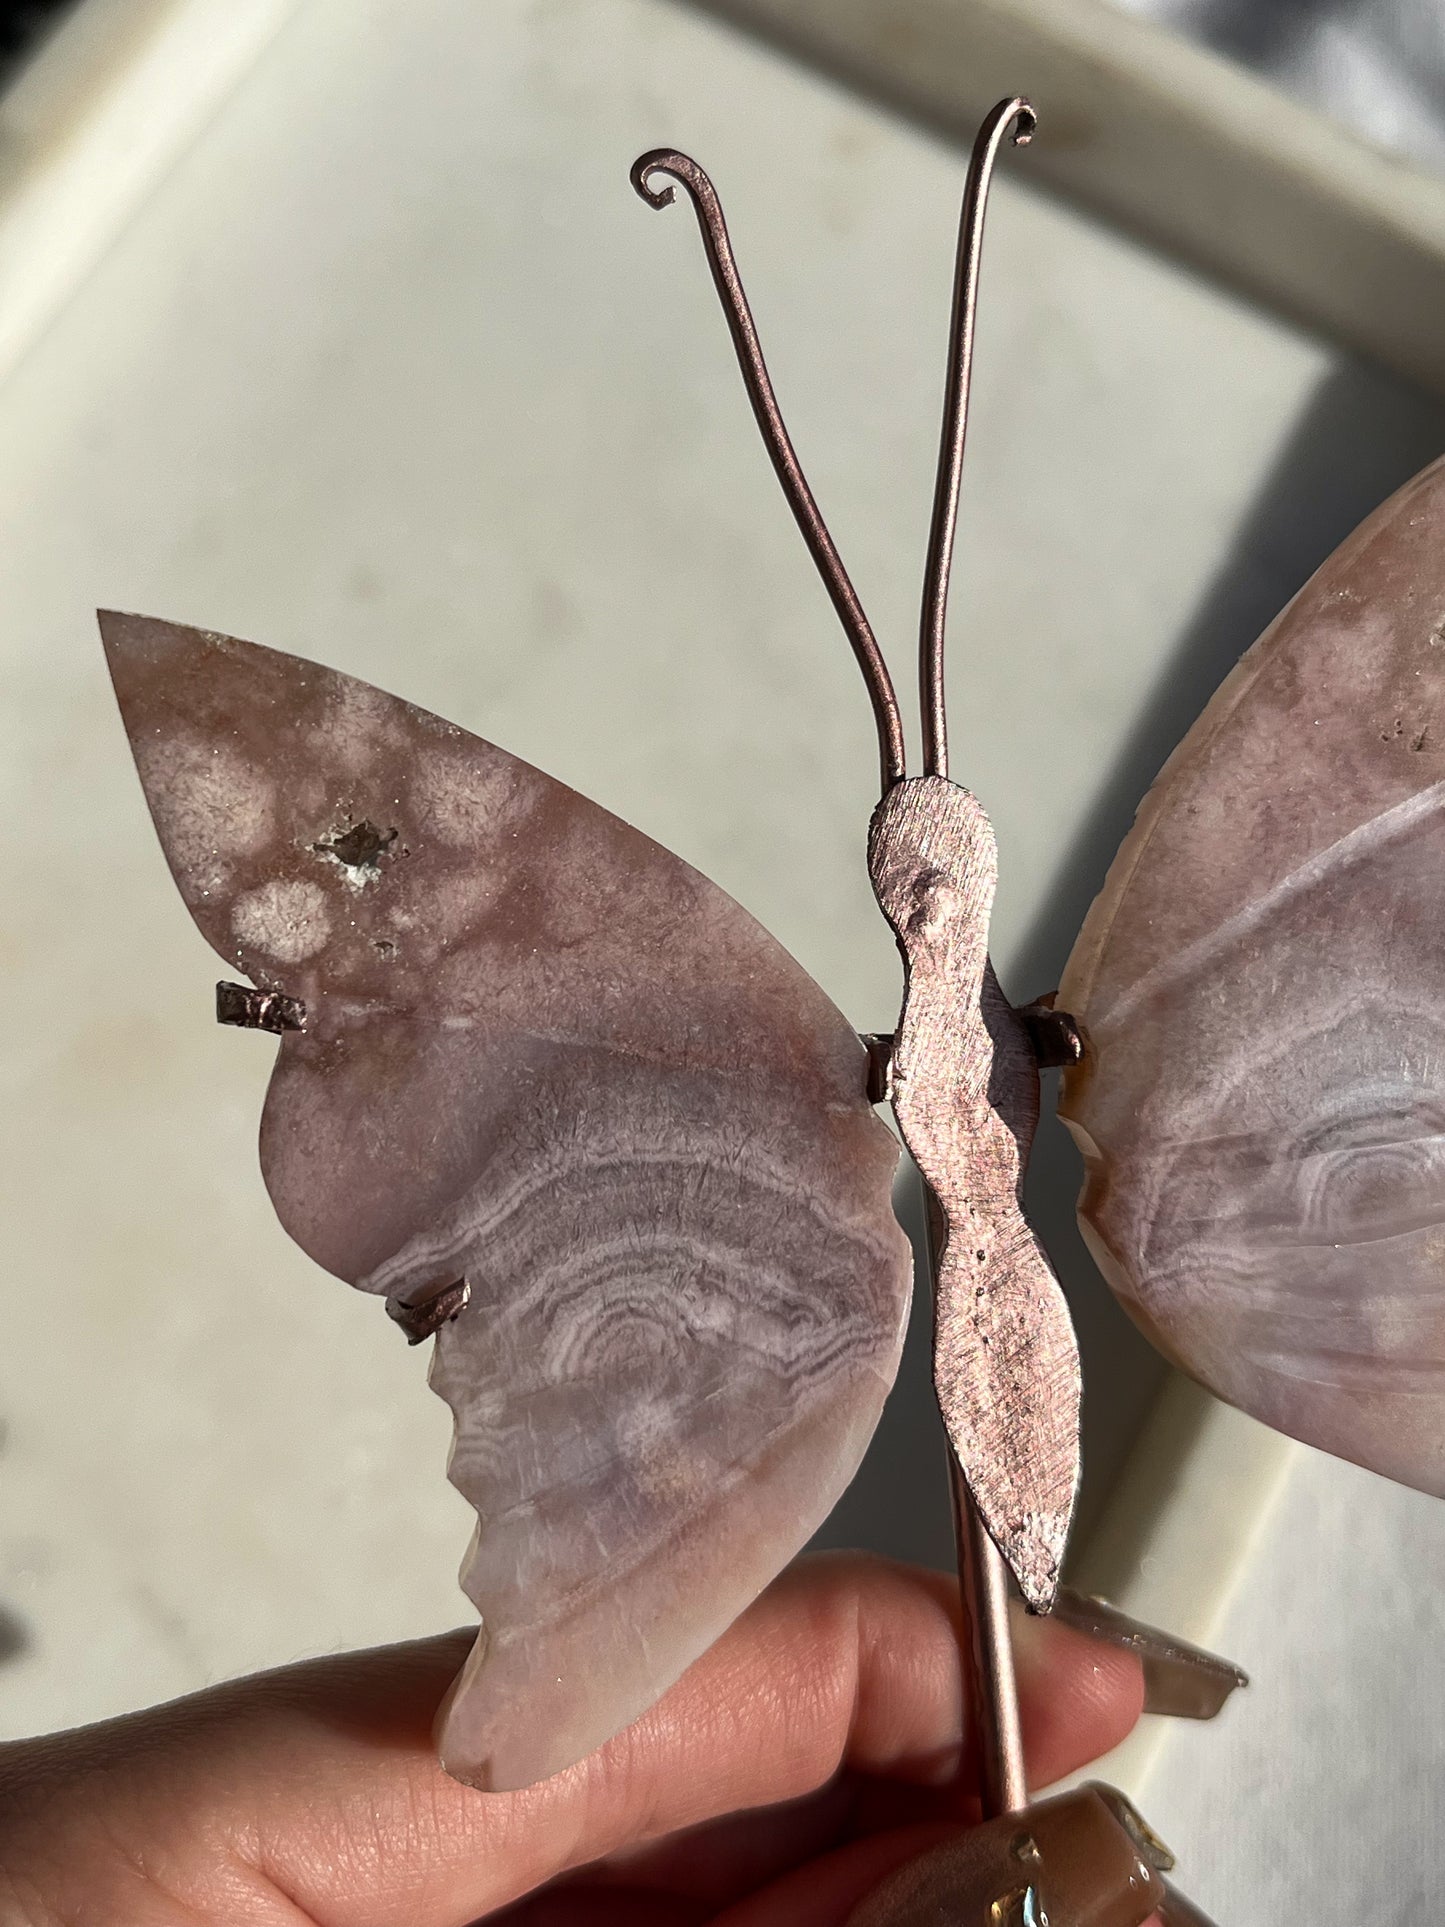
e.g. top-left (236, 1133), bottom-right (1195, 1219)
top-left (100, 611), bottom-right (911, 1790)
top-left (1059, 456), bottom-right (1445, 1496)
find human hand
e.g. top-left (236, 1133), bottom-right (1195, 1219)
top-left (0, 1551), bottom-right (1145, 1926)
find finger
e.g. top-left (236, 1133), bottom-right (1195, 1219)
top-left (567, 1595), bottom-right (1141, 1907)
top-left (576, 1776), bottom-right (864, 1901)
top-left (486, 1773), bottom-right (968, 1923)
top-left (0, 1552), bottom-right (1142, 1927)
top-left (484, 1892), bottom-right (708, 1926)
top-left (706, 1826), bottom-right (957, 1927)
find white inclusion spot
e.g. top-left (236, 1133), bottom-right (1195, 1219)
top-left (617, 1390), bottom-right (673, 1458)
top-left (233, 878), bottom-right (331, 963)
top-left (133, 735), bottom-right (275, 886)
top-left (416, 747), bottom-right (537, 847)
top-left (310, 677), bottom-right (406, 774)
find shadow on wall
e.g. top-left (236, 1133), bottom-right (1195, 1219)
top-left (817, 361), bottom-right (1445, 1573)
top-left (0, 1603), bottom-right (27, 1666)
top-left (0, 1), bottom-right (75, 85)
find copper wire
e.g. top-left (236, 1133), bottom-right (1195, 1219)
top-left (919, 98), bottom-right (1036, 781)
top-left (632, 149), bottom-right (906, 794)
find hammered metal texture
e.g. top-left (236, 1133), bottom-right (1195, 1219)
top-left (101, 612), bottom-right (912, 1790)
top-left (871, 774), bottom-right (1080, 1610)
top-left (1059, 455), bottom-right (1445, 1497)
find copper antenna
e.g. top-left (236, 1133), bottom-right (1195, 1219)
top-left (631, 149), bottom-right (906, 794)
top-left (919, 96), bottom-right (1037, 780)
top-left (635, 107), bottom-right (1044, 1832)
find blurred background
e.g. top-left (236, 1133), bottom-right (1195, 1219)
top-left (1117, 0), bottom-right (1445, 174)
top-left (1, 0), bottom-right (1443, 1919)
top-left (0, 7), bottom-right (66, 79)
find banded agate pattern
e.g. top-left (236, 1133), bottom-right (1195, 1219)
top-left (101, 613), bottom-right (911, 1790)
top-left (1059, 457), bottom-right (1445, 1496)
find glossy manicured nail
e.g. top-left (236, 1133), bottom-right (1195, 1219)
top-left (845, 1783), bottom-right (1169, 1926)
top-left (1052, 1585), bottom-right (1248, 1719)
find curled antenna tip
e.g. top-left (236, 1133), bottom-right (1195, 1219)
top-left (625, 135), bottom-right (905, 790)
top-left (1006, 98), bottom-right (1038, 145)
top-left (917, 91), bottom-right (1040, 779)
top-left (630, 149), bottom-right (691, 210)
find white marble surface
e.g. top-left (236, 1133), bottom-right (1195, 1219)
top-left (1145, 1445), bottom-right (1445, 1921)
top-left (0, 0), bottom-right (1442, 1915)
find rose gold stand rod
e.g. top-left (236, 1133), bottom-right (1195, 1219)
top-left (950, 1457), bottom-right (1028, 1817)
top-left (926, 1187), bottom-right (1028, 1819)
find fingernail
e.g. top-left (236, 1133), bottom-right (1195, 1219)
top-left (1090, 1783), bottom-right (1175, 1873)
top-left (844, 1784), bottom-right (1170, 1927)
top-left (1052, 1585), bottom-right (1248, 1720)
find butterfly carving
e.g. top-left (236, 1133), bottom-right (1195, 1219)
top-left (102, 93), bottom-right (1445, 1836)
